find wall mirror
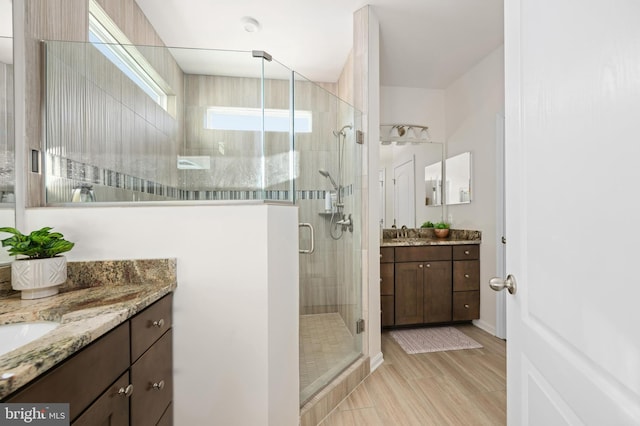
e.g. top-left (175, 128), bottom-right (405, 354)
top-left (424, 160), bottom-right (442, 206)
top-left (379, 143), bottom-right (443, 228)
top-left (0, 0), bottom-right (15, 264)
top-left (445, 151), bottom-right (472, 205)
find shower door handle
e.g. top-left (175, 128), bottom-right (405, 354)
top-left (299, 223), bottom-right (315, 254)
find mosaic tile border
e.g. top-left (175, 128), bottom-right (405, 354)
top-left (46, 154), bottom-right (354, 202)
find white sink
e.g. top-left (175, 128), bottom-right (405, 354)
top-left (0, 321), bottom-right (60, 356)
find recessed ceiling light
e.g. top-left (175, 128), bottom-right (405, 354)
top-left (241, 16), bottom-right (260, 33)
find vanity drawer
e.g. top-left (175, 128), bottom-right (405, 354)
top-left (453, 260), bottom-right (480, 291)
top-left (453, 291), bottom-right (480, 321)
top-left (395, 246), bottom-right (452, 262)
top-left (380, 247), bottom-right (394, 263)
top-left (131, 329), bottom-right (173, 426)
top-left (380, 263), bottom-right (394, 295)
top-left (131, 293), bottom-right (173, 362)
top-left (453, 245), bottom-right (479, 260)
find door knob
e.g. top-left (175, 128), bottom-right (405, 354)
top-left (489, 274), bottom-right (517, 295)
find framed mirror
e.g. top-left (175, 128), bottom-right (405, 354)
top-left (0, 0), bottom-right (15, 264)
top-left (445, 151), bottom-right (472, 205)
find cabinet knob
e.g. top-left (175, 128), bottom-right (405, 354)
top-left (418, 264), bottom-right (423, 268)
top-left (464, 250), bottom-right (470, 255)
top-left (118, 384), bottom-right (134, 397)
top-left (464, 304), bottom-right (470, 309)
top-left (380, 254), bottom-right (383, 259)
top-left (152, 319), bottom-right (165, 328)
top-left (380, 278), bottom-right (383, 283)
top-left (426, 263), bottom-right (431, 268)
top-left (464, 274), bottom-right (470, 278)
top-left (152, 380), bottom-right (165, 391)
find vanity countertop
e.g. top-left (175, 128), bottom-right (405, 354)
top-left (380, 228), bottom-right (481, 247)
top-left (381, 238), bottom-right (480, 247)
top-left (0, 258), bottom-right (176, 399)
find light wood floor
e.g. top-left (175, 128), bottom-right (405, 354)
top-left (318, 324), bottom-right (506, 426)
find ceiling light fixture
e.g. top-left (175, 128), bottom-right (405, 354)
top-left (380, 124), bottom-right (433, 145)
top-left (241, 16), bottom-right (260, 33)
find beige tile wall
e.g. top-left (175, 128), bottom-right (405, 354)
top-left (44, 41), bottom-right (181, 202)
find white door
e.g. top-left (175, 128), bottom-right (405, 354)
top-left (393, 158), bottom-right (415, 228)
top-left (502, 0), bottom-right (640, 424)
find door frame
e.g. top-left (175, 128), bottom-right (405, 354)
top-left (495, 113), bottom-right (506, 340)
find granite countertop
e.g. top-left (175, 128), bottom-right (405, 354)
top-left (381, 228), bottom-right (481, 247)
top-left (0, 258), bottom-right (177, 399)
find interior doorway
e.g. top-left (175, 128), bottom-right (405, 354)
top-left (393, 156), bottom-right (415, 228)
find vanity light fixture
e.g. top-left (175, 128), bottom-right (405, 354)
top-left (380, 124), bottom-right (432, 145)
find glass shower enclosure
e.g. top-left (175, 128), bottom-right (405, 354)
top-left (294, 73), bottom-right (363, 404)
top-left (42, 40), bottom-right (363, 405)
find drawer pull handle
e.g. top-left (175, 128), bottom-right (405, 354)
top-left (464, 304), bottom-right (470, 309)
top-left (118, 384), bottom-right (134, 397)
top-left (464, 250), bottom-right (470, 255)
top-left (464, 274), bottom-right (470, 278)
top-left (153, 380), bottom-right (165, 391)
top-left (152, 319), bottom-right (165, 328)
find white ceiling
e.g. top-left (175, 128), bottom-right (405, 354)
top-left (136, 0), bottom-right (504, 90)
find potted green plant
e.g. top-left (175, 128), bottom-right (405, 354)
top-left (433, 221), bottom-right (450, 238)
top-left (420, 221), bottom-right (435, 228)
top-left (0, 226), bottom-right (74, 299)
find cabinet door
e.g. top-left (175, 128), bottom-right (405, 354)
top-left (72, 372), bottom-right (130, 426)
top-left (395, 262), bottom-right (424, 325)
top-left (7, 322), bottom-right (130, 422)
top-left (423, 261), bottom-right (452, 323)
top-left (380, 295), bottom-right (395, 327)
top-left (380, 263), bottom-right (394, 296)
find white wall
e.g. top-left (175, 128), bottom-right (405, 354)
top-left (380, 87), bottom-right (446, 227)
top-left (444, 45), bottom-right (505, 333)
top-left (25, 204), bottom-right (299, 426)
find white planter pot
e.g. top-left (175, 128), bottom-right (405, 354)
top-left (11, 256), bottom-right (68, 299)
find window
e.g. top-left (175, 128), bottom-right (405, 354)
top-left (88, 0), bottom-right (169, 110)
top-left (205, 106), bottom-right (312, 133)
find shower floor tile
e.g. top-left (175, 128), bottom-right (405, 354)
top-left (300, 312), bottom-right (359, 403)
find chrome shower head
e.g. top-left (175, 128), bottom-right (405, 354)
top-left (333, 124), bottom-right (353, 137)
top-left (318, 168), bottom-right (339, 190)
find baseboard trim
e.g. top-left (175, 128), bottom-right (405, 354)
top-left (472, 319), bottom-right (496, 336)
top-left (370, 351), bottom-right (384, 372)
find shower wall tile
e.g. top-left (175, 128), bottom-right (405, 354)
top-left (0, 62), bottom-right (13, 194)
top-left (24, 0), bottom-right (184, 206)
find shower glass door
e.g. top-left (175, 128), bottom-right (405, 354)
top-left (293, 72), bottom-right (363, 404)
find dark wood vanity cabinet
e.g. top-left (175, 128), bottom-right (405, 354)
top-left (5, 294), bottom-right (174, 426)
top-left (381, 245), bottom-right (480, 327)
top-left (452, 246), bottom-right (480, 321)
top-left (394, 247), bottom-right (452, 325)
top-left (380, 247), bottom-right (395, 327)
